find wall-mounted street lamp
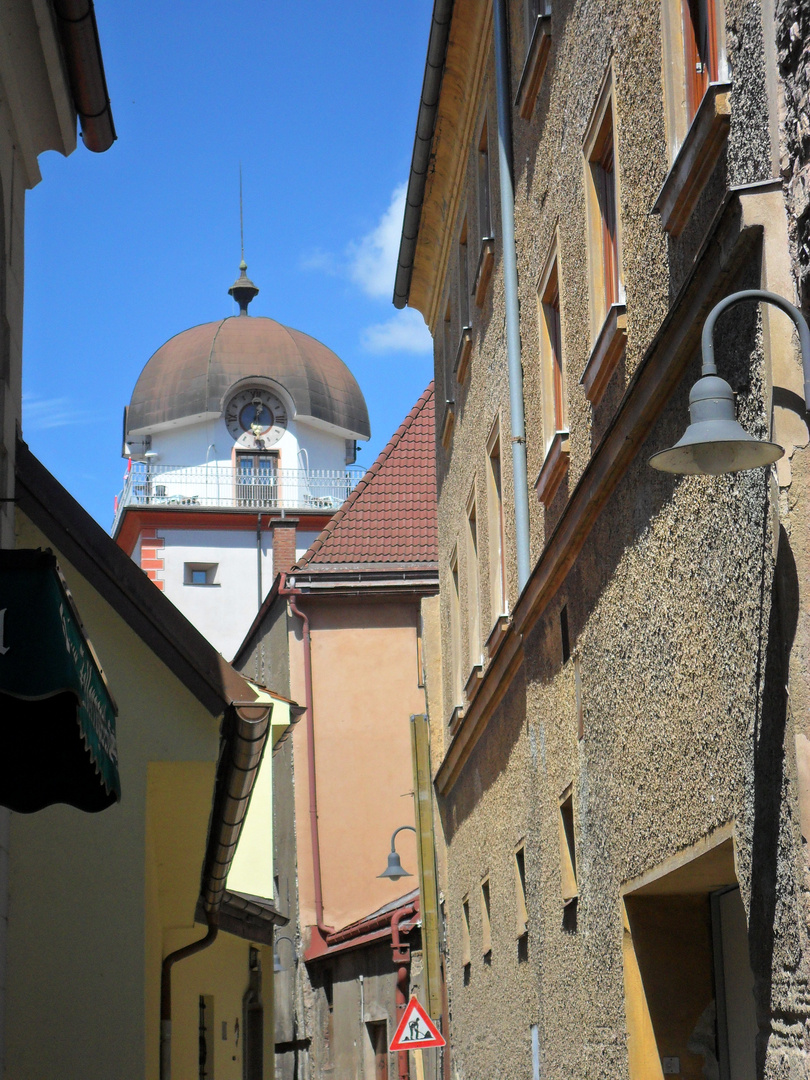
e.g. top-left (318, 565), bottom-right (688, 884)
top-left (273, 934), bottom-right (296, 973)
top-left (377, 825), bottom-right (417, 882)
top-left (649, 290), bottom-right (810, 475)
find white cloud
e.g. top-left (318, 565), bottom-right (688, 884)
top-left (299, 248), bottom-right (340, 276)
top-left (23, 394), bottom-right (97, 432)
top-left (348, 183), bottom-right (407, 300)
top-left (361, 308), bottom-right (432, 355)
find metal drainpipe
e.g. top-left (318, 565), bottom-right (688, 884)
top-left (493, 0), bottom-right (531, 592)
top-left (278, 572), bottom-right (331, 939)
top-left (256, 514), bottom-right (263, 611)
top-left (160, 912), bottom-right (219, 1080)
top-left (391, 902), bottom-right (417, 1080)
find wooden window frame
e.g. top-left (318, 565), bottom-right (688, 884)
top-left (655, 0), bottom-right (729, 234)
top-left (515, 843), bottom-right (528, 938)
top-left (535, 239), bottom-right (570, 507)
top-left (465, 485), bottom-right (482, 681)
top-left (558, 786), bottom-right (578, 905)
top-left (461, 895), bottom-right (471, 969)
top-left (480, 877), bottom-right (492, 957)
top-left (583, 68), bottom-right (624, 347)
top-left (448, 546), bottom-right (463, 714)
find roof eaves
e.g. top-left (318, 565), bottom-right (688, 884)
top-left (15, 440), bottom-right (252, 717)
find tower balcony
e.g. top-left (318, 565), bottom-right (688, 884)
top-left (113, 461), bottom-right (364, 531)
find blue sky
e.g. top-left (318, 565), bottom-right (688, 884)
top-left (22, 1), bottom-right (434, 527)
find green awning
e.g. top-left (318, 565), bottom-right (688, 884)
top-left (0, 549), bottom-right (120, 813)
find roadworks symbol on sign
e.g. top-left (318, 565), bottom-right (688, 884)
top-left (389, 997), bottom-right (446, 1051)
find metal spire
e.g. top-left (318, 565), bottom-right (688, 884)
top-left (229, 165), bottom-right (259, 314)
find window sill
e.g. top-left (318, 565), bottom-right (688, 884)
top-left (441, 400), bottom-right (456, 450)
top-left (534, 431), bottom-right (570, 508)
top-left (485, 614), bottom-right (510, 659)
top-left (449, 703), bottom-right (465, 735)
top-left (474, 238), bottom-right (495, 307)
top-left (454, 326), bottom-right (472, 383)
top-left (515, 14), bottom-right (552, 120)
top-left (580, 303), bottom-right (627, 406)
top-left (464, 662), bottom-right (484, 705)
top-left (653, 82), bottom-right (731, 236)
top-left (184, 582), bottom-right (221, 587)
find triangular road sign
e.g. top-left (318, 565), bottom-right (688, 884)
top-left (389, 997), bottom-right (446, 1051)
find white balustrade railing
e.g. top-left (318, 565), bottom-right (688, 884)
top-left (113, 462), bottom-right (363, 531)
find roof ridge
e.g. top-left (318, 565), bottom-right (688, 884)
top-left (293, 382), bottom-right (435, 571)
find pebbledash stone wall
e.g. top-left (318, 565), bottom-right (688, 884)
top-left (419, 0), bottom-right (810, 1077)
top-left (776, 0), bottom-right (810, 308)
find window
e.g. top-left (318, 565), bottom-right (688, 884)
top-left (323, 968), bottom-right (334, 1066)
top-left (199, 995), bottom-right (214, 1080)
top-left (235, 451), bottom-right (278, 507)
top-left (466, 490), bottom-right (481, 673)
top-left (458, 218), bottom-right (470, 331)
top-left (590, 107), bottom-right (619, 315)
top-left (540, 257), bottom-right (565, 448)
top-left (656, 0), bottom-right (729, 234)
top-left (581, 69), bottom-right (628, 405)
top-left (486, 421), bottom-right (507, 624)
top-left (474, 121), bottom-right (496, 306)
top-left (535, 246), bottom-right (570, 507)
top-left (517, 0), bottom-right (552, 119)
top-left (449, 548), bottom-right (463, 712)
top-left (558, 787), bottom-right (578, 905)
top-left (461, 895), bottom-right (471, 969)
top-left (480, 878), bottom-right (492, 957)
top-left (583, 71), bottom-right (623, 344)
top-left (477, 120), bottom-right (492, 242)
top-left (185, 563), bottom-right (218, 586)
top-left (515, 845), bottom-right (528, 938)
top-left (683, 0), bottom-right (719, 126)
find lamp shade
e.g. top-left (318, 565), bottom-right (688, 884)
top-left (649, 374), bottom-right (784, 475)
top-left (378, 850), bottom-right (412, 881)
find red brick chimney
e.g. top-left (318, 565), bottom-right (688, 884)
top-left (271, 518), bottom-right (299, 576)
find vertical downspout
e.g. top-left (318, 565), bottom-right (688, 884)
top-left (160, 911), bottom-right (219, 1080)
top-left (493, 0), bottom-right (531, 592)
top-left (391, 902), bottom-right (417, 1080)
top-left (256, 514), bottom-right (263, 611)
top-left (278, 573), bottom-right (331, 940)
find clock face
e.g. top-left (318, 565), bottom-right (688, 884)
top-left (224, 389), bottom-right (288, 448)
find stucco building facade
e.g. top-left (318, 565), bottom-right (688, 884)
top-left (235, 386), bottom-right (442, 1080)
top-left (397, 1), bottom-right (810, 1077)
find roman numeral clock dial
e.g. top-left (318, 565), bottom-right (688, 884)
top-left (224, 389), bottom-right (288, 448)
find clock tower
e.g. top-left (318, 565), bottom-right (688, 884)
top-left (113, 264), bottom-right (370, 657)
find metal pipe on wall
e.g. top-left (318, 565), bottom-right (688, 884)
top-left (391, 903), bottom-right (417, 1080)
top-left (278, 573), bottom-right (332, 942)
top-left (493, 0), bottom-right (532, 592)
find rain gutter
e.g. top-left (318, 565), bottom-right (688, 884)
top-left (160, 692), bottom-right (273, 1080)
top-left (493, 0), bottom-right (532, 590)
top-left (393, 0), bottom-right (455, 310)
top-left (52, 0), bottom-right (116, 153)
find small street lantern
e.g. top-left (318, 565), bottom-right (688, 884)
top-left (273, 934), bottom-right (296, 973)
top-left (649, 290), bottom-right (810, 475)
top-left (378, 825), bottom-right (417, 882)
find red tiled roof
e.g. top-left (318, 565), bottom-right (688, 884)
top-left (294, 383), bottom-right (437, 569)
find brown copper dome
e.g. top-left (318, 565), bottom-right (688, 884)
top-left (127, 315), bottom-right (370, 439)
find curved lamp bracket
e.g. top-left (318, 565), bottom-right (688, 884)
top-left (701, 289), bottom-right (810, 400)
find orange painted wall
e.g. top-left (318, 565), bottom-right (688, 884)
top-left (289, 598), bottom-right (423, 932)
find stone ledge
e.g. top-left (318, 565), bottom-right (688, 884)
top-left (534, 431), bottom-right (570, 507)
top-left (653, 83), bottom-right (731, 236)
top-left (515, 14), bottom-right (552, 121)
top-left (581, 303), bottom-right (627, 406)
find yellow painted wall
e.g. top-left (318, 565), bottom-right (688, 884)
top-left (7, 515), bottom-right (222, 1080)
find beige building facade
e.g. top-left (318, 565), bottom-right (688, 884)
top-left (398, 0), bottom-right (810, 1076)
